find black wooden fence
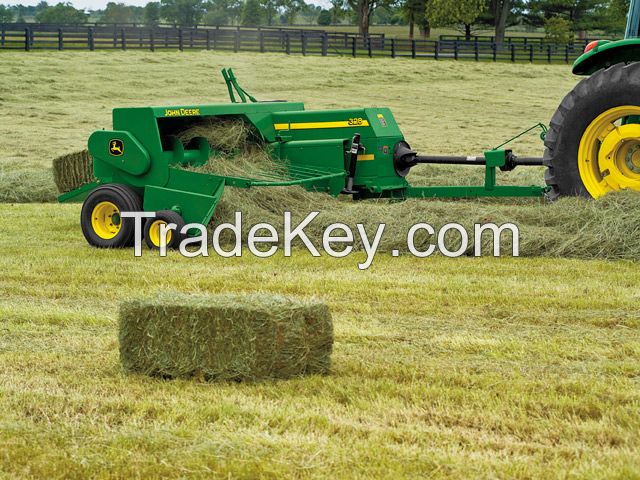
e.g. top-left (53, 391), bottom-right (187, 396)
top-left (0, 23), bottom-right (586, 64)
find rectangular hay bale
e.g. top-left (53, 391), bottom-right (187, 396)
top-left (52, 149), bottom-right (95, 194)
top-left (119, 293), bottom-right (333, 381)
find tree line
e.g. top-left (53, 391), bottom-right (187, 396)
top-left (0, 0), bottom-right (631, 42)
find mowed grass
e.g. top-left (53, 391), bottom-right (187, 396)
top-left (0, 50), bottom-right (578, 201)
top-left (1, 52), bottom-right (639, 478)
top-left (1, 204), bottom-right (639, 479)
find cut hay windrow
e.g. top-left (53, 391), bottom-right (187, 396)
top-left (119, 293), bottom-right (333, 381)
top-left (52, 150), bottom-right (95, 194)
top-left (180, 120), bottom-right (640, 260)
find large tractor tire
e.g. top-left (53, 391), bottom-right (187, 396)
top-left (81, 184), bottom-right (142, 248)
top-left (544, 62), bottom-right (640, 200)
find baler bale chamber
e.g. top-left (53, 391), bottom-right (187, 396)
top-left (58, 69), bottom-right (548, 249)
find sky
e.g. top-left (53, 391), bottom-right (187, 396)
top-left (8, 0), bottom-right (331, 10)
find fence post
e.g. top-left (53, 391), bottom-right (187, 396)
top-left (510, 43), bottom-right (515, 62)
top-left (565, 45), bottom-right (569, 64)
top-left (113, 28), bottom-right (117, 48)
top-left (367, 36), bottom-right (372, 57)
top-left (165, 31), bottom-right (169, 48)
top-left (1, 27), bottom-right (5, 47)
top-left (529, 43), bottom-right (533, 62)
top-left (301, 32), bottom-right (306, 56)
top-left (121, 28), bottom-right (126, 50)
top-left (259, 30), bottom-right (264, 53)
top-left (411, 39), bottom-right (416, 59)
top-left (547, 44), bottom-right (551, 64)
top-left (178, 28), bottom-right (183, 51)
top-left (474, 39), bottom-right (479, 61)
top-left (434, 40), bottom-right (439, 60)
top-left (150, 29), bottom-right (155, 52)
top-left (390, 38), bottom-right (395, 58)
top-left (234, 29), bottom-right (239, 52)
top-left (351, 36), bottom-right (356, 57)
top-left (344, 32), bottom-right (348, 48)
top-left (285, 32), bottom-right (290, 55)
top-left (322, 33), bottom-right (328, 56)
top-left (454, 40), bottom-right (458, 60)
top-left (206, 29), bottom-right (210, 50)
top-left (88, 27), bottom-right (95, 51)
top-left (492, 43), bottom-right (497, 61)
top-left (58, 28), bottom-right (64, 51)
top-left (24, 27), bottom-right (30, 51)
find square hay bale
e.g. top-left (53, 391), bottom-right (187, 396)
top-left (52, 149), bottom-right (95, 194)
top-left (119, 293), bottom-right (333, 381)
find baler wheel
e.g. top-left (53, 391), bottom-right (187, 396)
top-left (80, 184), bottom-right (142, 248)
top-left (144, 210), bottom-right (185, 250)
top-left (544, 62), bottom-right (640, 199)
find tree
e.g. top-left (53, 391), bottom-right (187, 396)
top-left (144, 1), bottom-right (161, 25)
top-left (490, 0), bottom-right (509, 44)
top-left (317, 8), bottom-right (331, 24)
top-left (545, 15), bottom-right (573, 43)
top-left (525, 0), bottom-right (600, 34)
top-left (36, 3), bottom-right (87, 23)
top-left (260, 0), bottom-right (279, 25)
top-left (426, 0), bottom-right (485, 40)
top-left (403, 0), bottom-right (430, 38)
top-left (346, 0), bottom-right (382, 35)
top-left (160, 0), bottom-right (204, 26)
top-left (0, 4), bottom-right (14, 22)
top-left (328, 0), bottom-right (344, 24)
top-left (101, 2), bottom-right (132, 23)
top-left (281, 0), bottom-right (303, 25)
top-left (241, 0), bottom-right (264, 25)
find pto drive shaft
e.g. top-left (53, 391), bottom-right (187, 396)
top-left (393, 141), bottom-right (543, 177)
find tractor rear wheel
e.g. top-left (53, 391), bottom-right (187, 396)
top-left (544, 62), bottom-right (640, 199)
top-left (80, 184), bottom-right (142, 248)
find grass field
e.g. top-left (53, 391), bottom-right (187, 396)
top-left (1, 52), bottom-right (639, 478)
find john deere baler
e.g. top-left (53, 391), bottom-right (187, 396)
top-left (59, 69), bottom-right (547, 249)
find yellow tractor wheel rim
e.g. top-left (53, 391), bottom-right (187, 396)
top-left (578, 106), bottom-right (640, 198)
top-left (148, 220), bottom-right (172, 247)
top-left (91, 201), bottom-right (121, 240)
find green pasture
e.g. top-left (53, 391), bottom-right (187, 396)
top-left (0, 51), bottom-right (638, 479)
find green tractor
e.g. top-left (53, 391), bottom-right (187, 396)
top-left (544, 0), bottom-right (640, 199)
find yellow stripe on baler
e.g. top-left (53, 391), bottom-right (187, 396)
top-left (274, 120), bottom-right (370, 130)
top-left (357, 154), bottom-right (375, 161)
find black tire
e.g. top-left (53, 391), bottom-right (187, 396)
top-left (544, 62), bottom-right (640, 200)
top-left (81, 184), bottom-right (143, 248)
top-left (144, 210), bottom-right (185, 249)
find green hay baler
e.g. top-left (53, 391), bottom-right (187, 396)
top-left (59, 69), bottom-right (547, 249)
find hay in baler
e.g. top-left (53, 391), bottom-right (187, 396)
top-left (52, 150), bottom-right (95, 194)
top-left (119, 293), bottom-right (333, 381)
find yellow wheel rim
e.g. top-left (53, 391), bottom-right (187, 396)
top-left (578, 106), bottom-right (640, 198)
top-left (148, 220), bottom-right (172, 247)
top-left (91, 201), bottom-right (121, 240)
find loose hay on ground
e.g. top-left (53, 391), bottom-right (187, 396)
top-left (52, 150), bottom-right (95, 194)
top-left (50, 119), bottom-right (640, 260)
top-left (119, 293), bottom-right (333, 381)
